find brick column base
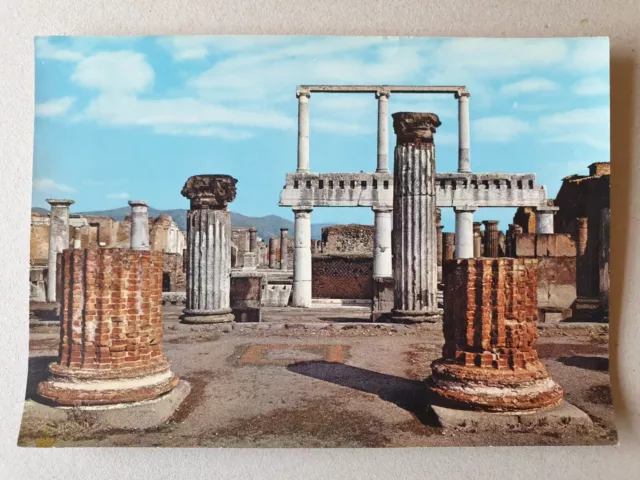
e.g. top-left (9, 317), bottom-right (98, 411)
top-left (37, 248), bottom-right (179, 406)
top-left (427, 258), bottom-right (563, 412)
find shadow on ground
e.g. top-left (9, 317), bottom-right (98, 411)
top-left (24, 356), bottom-right (56, 399)
top-left (287, 361), bottom-right (438, 426)
top-left (559, 355), bottom-right (609, 371)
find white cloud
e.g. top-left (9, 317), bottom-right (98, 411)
top-left (105, 192), bottom-right (129, 199)
top-left (538, 106), bottom-right (610, 151)
top-left (541, 134), bottom-right (609, 151)
top-left (35, 38), bottom-right (83, 62)
top-left (500, 77), bottom-right (559, 96)
top-left (158, 35), bottom-right (296, 61)
top-left (539, 106), bottom-right (609, 128)
top-left (33, 178), bottom-right (75, 193)
top-left (472, 116), bottom-right (531, 142)
top-left (569, 39), bottom-right (609, 73)
top-left (572, 77), bottom-right (609, 96)
top-left (35, 97), bottom-right (76, 117)
top-left (71, 51), bottom-right (154, 93)
top-left (512, 103), bottom-right (548, 112)
top-left (154, 125), bottom-right (254, 140)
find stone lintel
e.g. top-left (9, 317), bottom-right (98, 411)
top-left (298, 85), bottom-right (468, 95)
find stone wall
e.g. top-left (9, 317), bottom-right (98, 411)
top-left (30, 212), bottom-right (49, 264)
top-left (513, 207), bottom-right (537, 233)
top-left (311, 254), bottom-right (373, 299)
top-left (231, 228), bottom-right (252, 267)
top-left (321, 225), bottom-right (374, 254)
top-left (162, 252), bottom-right (186, 292)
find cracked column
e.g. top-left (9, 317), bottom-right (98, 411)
top-left (292, 208), bottom-right (313, 307)
top-left (483, 220), bottom-right (500, 257)
top-left (280, 228), bottom-right (289, 271)
top-left (128, 200), bottom-right (150, 251)
top-left (454, 206), bottom-right (476, 259)
top-left (536, 206), bottom-right (559, 234)
top-left (390, 112), bottom-right (441, 323)
top-left (297, 89), bottom-right (310, 172)
top-left (376, 89), bottom-right (390, 173)
top-left (373, 207), bottom-right (393, 278)
top-left (473, 222), bottom-right (483, 257)
top-left (181, 175), bottom-right (237, 324)
top-left (46, 199), bottom-right (74, 303)
top-left (455, 90), bottom-right (471, 173)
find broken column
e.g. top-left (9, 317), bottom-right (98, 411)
top-left (37, 248), bottom-right (179, 406)
top-left (269, 237), bottom-right (279, 269)
top-left (280, 228), bottom-right (289, 271)
top-left (483, 220), bottom-right (500, 257)
top-left (473, 222), bottom-right (483, 257)
top-left (180, 175), bottom-right (237, 324)
top-left (390, 112), bottom-right (441, 323)
top-left (454, 206), bottom-right (476, 259)
top-left (46, 199), bottom-right (74, 303)
top-left (536, 205), bottom-right (559, 234)
top-left (292, 208), bottom-right (313, 307)
top-left (373, 207), bottom-right (393, 278)
top-left (428, 258), bottom-right (564, 411)
top-left (128, 200), bottom-right (150, 251)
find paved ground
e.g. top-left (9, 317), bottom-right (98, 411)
top-left (19, 305), bottom-right (617, 448)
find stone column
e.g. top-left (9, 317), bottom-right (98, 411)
top-left (373, 207), bottom-right (393, 278)
top-left (375, 89), bottom-right (390, 173)
top-left (249, 227), bottom-right (257, 253)
top-left (473, 222), bottom-right (483, 257)
top-left (292, 208), bottom-right (313, 307)
top-left (428, 258), bottom-right (563, 411)
top-left (128, 200), bottom-right (150, 250)
top-left (483, 220), bottom-right (500, 257)
top-left (297, 90), bottom-right (310, 172)
top-left (46, 199), bottom-right (74, 303)
top-left (390, 112), bottom-right (441, 323)
top-left (576, 217), bottom-right (591, 297)
top-left (280, 228), bottom-right (289, 271)
top-left (454, 206), bottom-right (476, 259)
top-left (455, 91), bottom-right (471, 173)
top-left (536, 206), bottom-right (559, 234)
top-left (443, 233), bottom-right (456, 263)
top-left (38, 248), bottom-right (179, 406)
top-left (268, 237), bottom-right (279, 269)
top-left (436, 225), bottom-right (444, 266)
top-left (180, 175), bottom-right (237, 324)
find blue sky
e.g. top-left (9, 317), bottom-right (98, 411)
top-left (32, 36), bottom-right (610, 231)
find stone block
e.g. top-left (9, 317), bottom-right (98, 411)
top-left (261, 284), bottom-right (292, 307)
top-left (514, 233), bottom-right (535, 257)
top-left (230, 273), bottom-right (265, 308)
top-left (536, 233), bottom-right (576, 257)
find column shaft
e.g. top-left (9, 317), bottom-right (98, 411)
top-left (454, 208), bottom-right (476, 259)
top-left (129, 200), bottom-right (150, 250)
top-left (292, 209), bottom-right (312, 307)
top-left (373, 208), bottom-right (393, 278)
top-left (376, 91), bottom-right (390, 173)
top-left (280, 229), bottom-right (289, 271)
top-left (483, 221), bottom-right (500, 257)
top-left (297, 91), bottom-right (310, 172)
top-left (249, 228), bottom-right (257, 253)
top-left (473, 222), bottom-right (483, 257)
top-left (456, 92), bottom-right (471, 173)
top-left (46, 199), bottom-right (74, 303)
top-left (269, 238), bottom-right (279, 269)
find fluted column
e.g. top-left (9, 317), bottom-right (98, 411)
top-left (180, 175), bottom-right (237, 324)
top-left (390, 112), bottom-right (441, 323)
top-left (483, 220), bottom-right (500, 257)
top-left (292, 208), bottom-right (313, 307)
top-left (473, 222), bottom-right (483, 257)
top-left (280, 228), bottom-right (289, 271)
top-left (455, 90), bottom-right (471, 173)
top-left (375, 89), bottom-right (390, 173)
top-left (297, 90), bottom-right (310, 172)
top-left (454, 206), bottom-right (476, 259)
top-left (46, 198), bottom-right (74, 303)
top-left (128, 200), bottom-right (150, 250)
top-left (373, 207), bottom-right (393, 278)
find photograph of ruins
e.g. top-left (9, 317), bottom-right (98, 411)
top-left (19, 35), bottom-right (615, 448)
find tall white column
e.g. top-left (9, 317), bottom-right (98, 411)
top-left (297, 90), bottom-right (310, 172)
top-left (375, 89), bottom-right (390, 173)
top-left (46, 199), bottom-right (74, 303)
top-left (454, 206), bottom-right (476, 259)
top-left (536, 206), bottom-right (559, 234)
top-left (292, 208), bottom-right (312, 307)
top-left (373, 207), bottom-right (393, 278)
top-left (128, 200), bottom-right (150, 250)
top-left (456, 91), bottom-right (471, 173)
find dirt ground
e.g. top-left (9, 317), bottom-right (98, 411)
top-left (18, 305), bottom-right (617, 448)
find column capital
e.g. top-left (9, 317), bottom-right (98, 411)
top-left (292, 206), bottom-right (313, 214)
top-left (454, 205), bottom-right (477, 213)
top-left (392, 112), bottom-right (441, 144)
top-left (536, 205), bottom-right (559, 214)
top-left (181, 174), bottom-right (237, 210)
top-left (128, 200), bottom-right (148, 208)
top-left (483, 220), bottom-right (499, 229)
top-left (372, 205), bottom-right (393, 213)
top-left (454, 89), bottom-right (471, 99)
top-left (46, 198), bottom-right (75, 207)
top-left (296, 89), bottom-right (311, 99)
top-left (375, 89), bottom-right (391, 99)
top-left (280, 228), bottom-right (289, 233)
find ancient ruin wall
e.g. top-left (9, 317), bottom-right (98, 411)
top-left (163, 252), bottom-right (186, 292)
top-left (321, 225), bottom-right (374, 254)
top-left (311, 254), bottom-right (373, 299)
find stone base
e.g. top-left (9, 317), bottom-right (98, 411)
top-left (390, 309), bottom-right (442, 324)
top-left (24, 380), bottom-right (191, 431)
top-left (181, 309), bottom-right (235, 324)
top-left (429, 400), bottom-right (593, 430)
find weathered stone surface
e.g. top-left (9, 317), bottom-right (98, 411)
top-left (37, 248), bottom-right (179, 406)
top-left (128, 200), bottom-right (150, 251)
top-left (181, 174), bottom-right (237, 210)
top-left (46, 199), bottom-right (74, 303)
top-left (261, 284), bottom-right (292, 307)
top-left (428, 258), bottom-right (564, 412)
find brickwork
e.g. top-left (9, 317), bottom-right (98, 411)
top-left (311, 254), bottom-right (373, 299)
top-left (321, 225), bottom-right (374, 254)
top-left (428, 258), bottom-right (563, 412)
top-left (37, 248), bottom-right (179, 406)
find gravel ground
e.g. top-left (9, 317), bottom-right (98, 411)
top-left (18, 305), bottom-right (617, 448)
